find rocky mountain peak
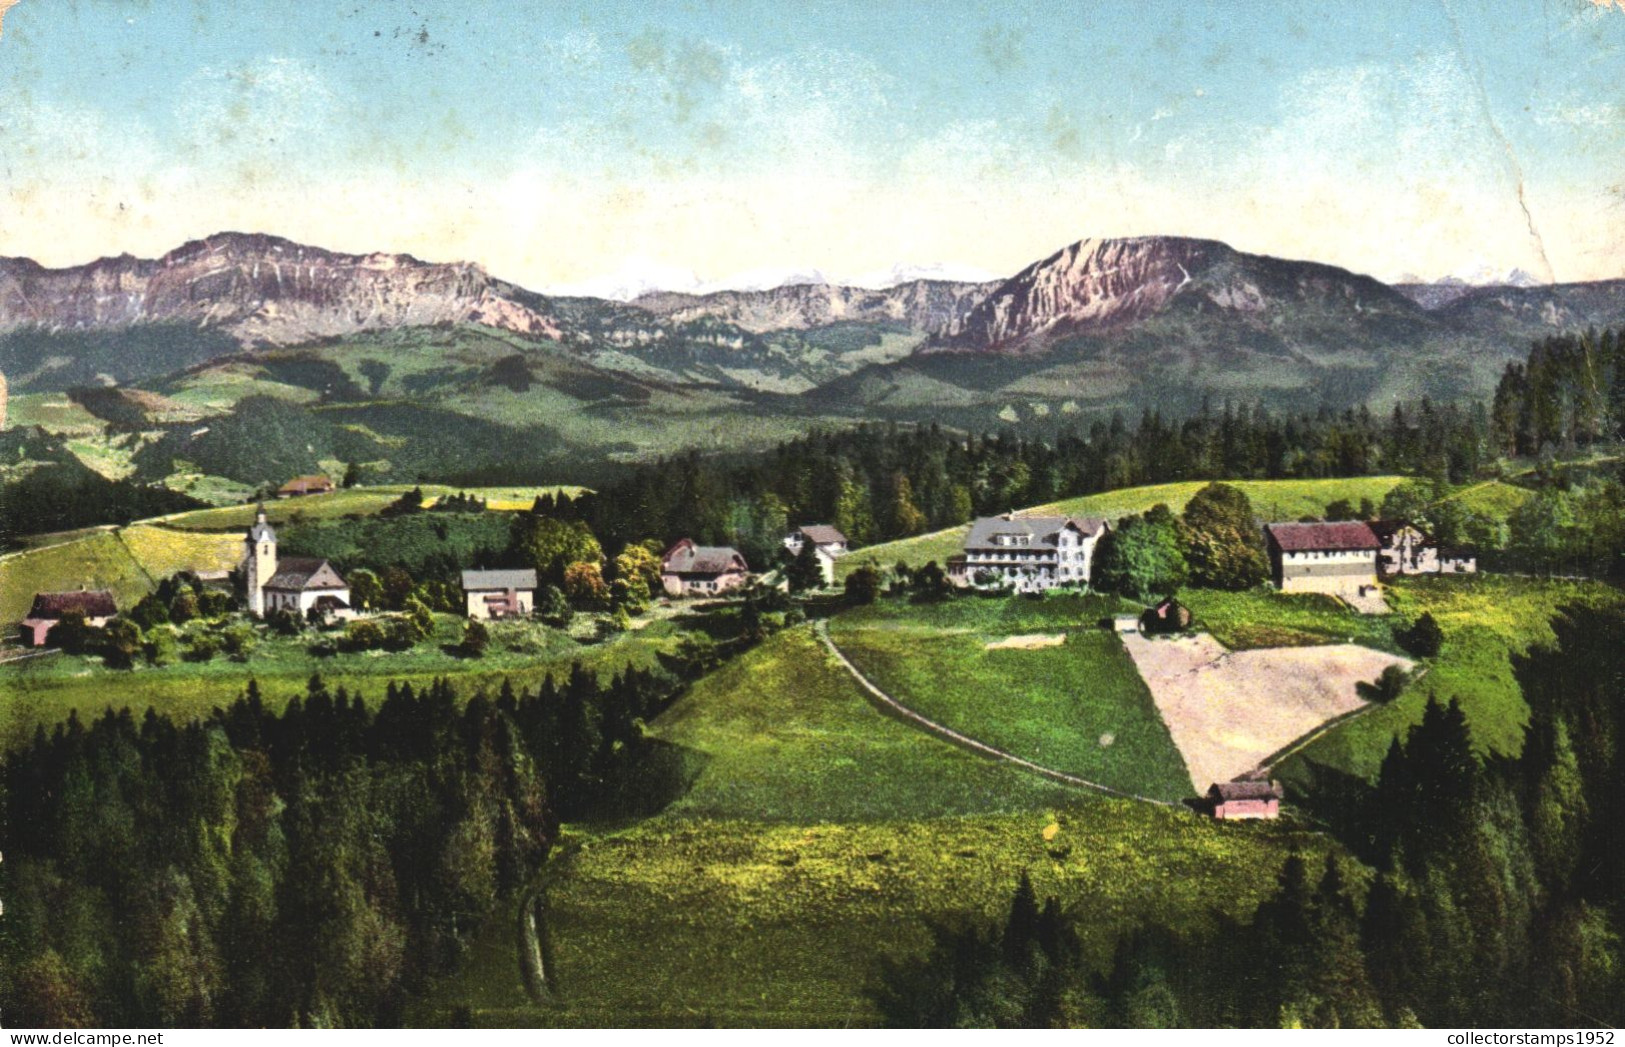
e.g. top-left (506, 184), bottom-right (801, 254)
top-left (943, 236), bottom-right (1235, 351)
top-left (0, 232), bottom-right (556, 345)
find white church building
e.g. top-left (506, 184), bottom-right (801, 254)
top-left (244, 506), bottom-right (353, 617)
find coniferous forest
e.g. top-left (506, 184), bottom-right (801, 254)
top-left (1, 667), bottom-right (679, 1027)
top-left (587, 397), bottom-right (1495, 561)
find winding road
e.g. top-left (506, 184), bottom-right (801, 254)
top-left (812, 620), bottom-right (1182, 809)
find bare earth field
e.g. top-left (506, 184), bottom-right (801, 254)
top-left (984, 633), bottom-right (1066, 650)
top-left (1120, 631), bottom-right (1413, 792)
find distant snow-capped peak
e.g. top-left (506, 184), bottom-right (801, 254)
top-left (1396, 264), bottom-right (1547, 288)
top-left (545, 259), bottom-right (998, 301)
top-left (843, 261), bottom-right (1002, 289)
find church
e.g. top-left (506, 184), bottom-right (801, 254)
top-left (243, 506), bottom-right (353, 618)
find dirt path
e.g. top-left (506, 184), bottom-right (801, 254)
top-left (813, 621), bottom-right (1182, 808)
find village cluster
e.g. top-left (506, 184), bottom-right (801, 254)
top-left (16, 480), bottom-right (1481, 822)
top-left (19, 489), bottom-right (1476, 647)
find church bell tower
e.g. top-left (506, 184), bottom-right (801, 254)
top-left (244, 504), bottom-right (278, 616)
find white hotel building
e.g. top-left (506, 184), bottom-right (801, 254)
top-left (949, 513), bottom-right (1109, 592)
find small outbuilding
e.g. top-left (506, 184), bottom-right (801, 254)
top-left (20, 589), bottom-right (118, 647)
top-left (1140, 597), bottom-right (1192, 635)
top-left (1207, 780), bottom-right (1284, 820)
top-left (277, 475), bottom-right (336, 498)
top-left (462, 569), bottom-right (538, 620)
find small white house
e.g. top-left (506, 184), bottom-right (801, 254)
top-left (462, 569), bottom-right (537, 620)
top-left (784, 524), bottom-right (848, 587)
top-left (1372, 520), bottom-right (1479, 576)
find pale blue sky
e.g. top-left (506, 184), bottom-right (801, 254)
top-left (1, 0), bottom-right (1622, 287)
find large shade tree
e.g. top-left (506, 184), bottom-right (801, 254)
top-left (1180, 482), bottom-right (1268, 589)
top-left (1093, 504), bottom-right (1187, 601)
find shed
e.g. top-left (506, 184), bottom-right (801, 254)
top-left (1208, 780), bottom-right (1284, 820)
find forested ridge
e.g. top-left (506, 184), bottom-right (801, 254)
top-left (0, 665), bottom-right (679, 1027)
top-left (589, 398), bottom-right (1493, 561)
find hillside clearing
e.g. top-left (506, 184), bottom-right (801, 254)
top-left (1120, 631), bottom-right (1410, 792)
top-left (417, 622), bottom-right (1334, 1028)
top-left (829, 612), bottom-right (1191, 802)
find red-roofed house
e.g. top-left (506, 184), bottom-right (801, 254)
top-left (661, 539), bottom-right (750, 597)
top-left (1264, 521), bottom-right (1380, 597)
top-left (20, 589), bottom-right (118, 647)
top-left (277, 475), bottom-right (335, 498)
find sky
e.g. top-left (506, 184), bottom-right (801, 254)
top-left (1, 0), bottom-right (1623, 292)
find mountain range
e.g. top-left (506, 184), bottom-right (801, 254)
top-left (4, 230), bottom-right (1625, 451)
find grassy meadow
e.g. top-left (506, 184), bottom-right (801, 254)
top-left (652, 626), bottom-right (1087, 823)
top-left (427, 808), bottom-right (1333, 1028)
top-left (0, 532), bottom-right (155, 626)
top-left (415, 622), bottom-right (1335, 1028)
top-left (829, 599), bottom-right (1191, 801)
top-left (1440, 479), bottom-right (1533, 518)
top-left (1177, 587), bottom-right (1401, 652)
top-left (152, 484), bottom-right (582, 532)
top-left (1279, 574), bottom-right (1625, 782)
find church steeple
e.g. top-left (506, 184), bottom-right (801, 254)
top-left (248, 503), bottom-right (277, 544)
top-left (244, 504), bottom-right (278, 616)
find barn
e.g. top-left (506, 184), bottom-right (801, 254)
top-left (1207, 780), bottom-right (1284, 820)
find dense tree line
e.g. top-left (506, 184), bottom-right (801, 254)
top-left (0, 662), bottom-right (686, 1027)
top-left (877, 604), bottom-right (1625, 1027)
top-left (0, 429), bottom-right (203, 548)
top-left (1491, 328), bottom-right (1625, 456)
top-left (587, 400), bottom-right (1492, 563)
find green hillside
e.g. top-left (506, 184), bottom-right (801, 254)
top-left (416, 625), bottom-right (1332, 1028)
top-left (0, 533), bottom-right (154, 626)
top-left (1279, 574), bottom-right (1625, 783)
top-left (828, 598), bottom-right (1191, 801)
